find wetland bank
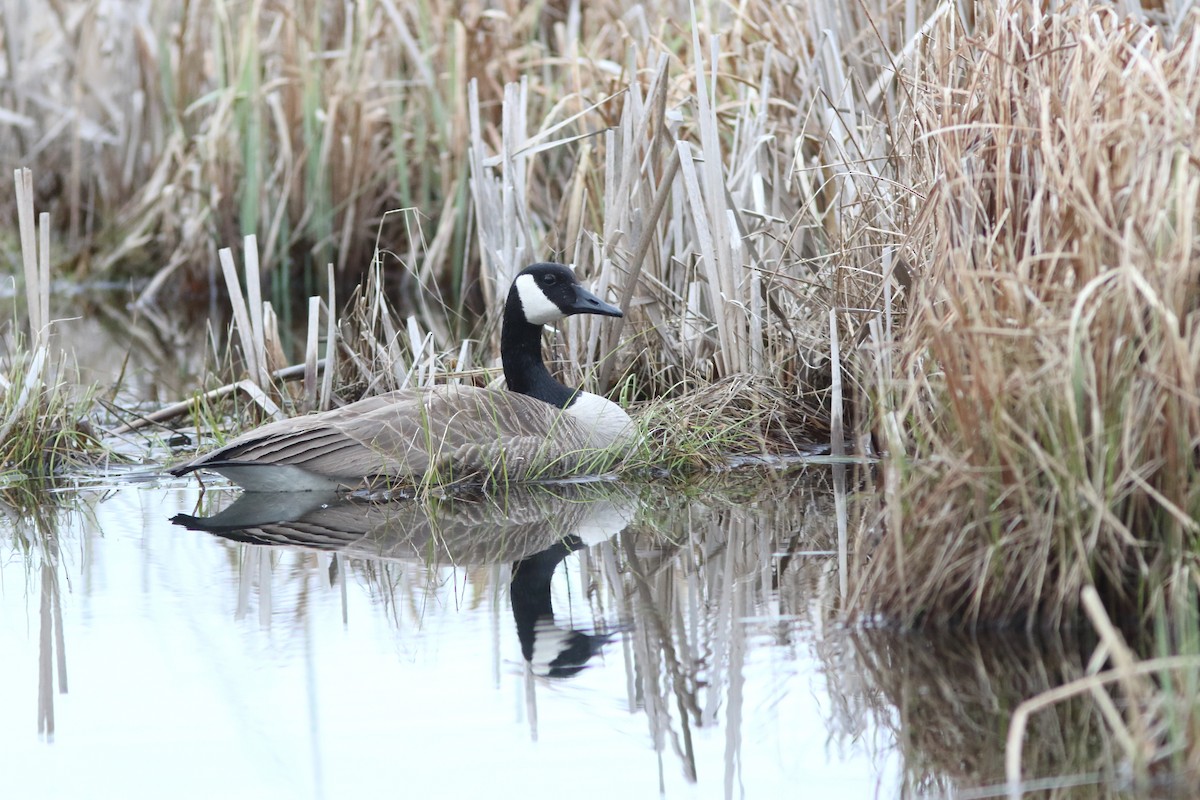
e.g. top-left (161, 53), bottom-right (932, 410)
top-left (5, 1), bottom-right (1200, 797)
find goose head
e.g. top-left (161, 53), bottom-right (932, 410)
top-left (508, 262), bottom-right (622, 326)
top-left (502, 263), bottom-right (624, 411)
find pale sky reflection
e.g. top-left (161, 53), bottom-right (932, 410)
top-left (0, 482), bottom-right (900, 800)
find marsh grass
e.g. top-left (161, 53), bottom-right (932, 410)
top-left (852, 4), bottom-right (1200, 632)
top-left (9, 0), bottom-right (873, 454)
top-left (2, 169), bottom-right (101, 479)
top-left (12, 0), bottom-right (1200, 646)
top-left (831, 4), bottom-right (1200, 777)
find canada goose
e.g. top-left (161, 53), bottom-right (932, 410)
top-left (170, 262), bottom-right (635, 492)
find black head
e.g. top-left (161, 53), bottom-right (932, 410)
top-left (509, 262), bottom-right (623, 326)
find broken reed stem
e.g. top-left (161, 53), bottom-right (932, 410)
top-left (216, 241), bottom-right (275, 392)
top-left (38, 211), bottom-right (50, 341)
top-left (13, 168), bottom-right (45, 344)
top-left (598, 152), bottom-right (681, 391)
top-left (321, 262), bottom-right (337, 411)
top-left (304, 295), bottom-right (320, 412)
top-left (244, 234), bottom-right (268, 388)
top-left (217, 248), bottom-right (258, 388)
top-left (829, 308), bottom-right (845, 458)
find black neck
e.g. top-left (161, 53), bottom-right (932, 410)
top-left (502, 291), bottom-right (577, 409)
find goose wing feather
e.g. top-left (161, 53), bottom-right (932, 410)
top-left (173, 385), bottom-right (606, 489)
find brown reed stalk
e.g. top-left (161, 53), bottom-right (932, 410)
top-left (855, 4), bottom-right (1200, 629)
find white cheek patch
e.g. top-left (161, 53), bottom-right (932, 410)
top-left (515, 274), bottom-right (565, 325)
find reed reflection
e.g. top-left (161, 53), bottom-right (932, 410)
top-left (1, 484), bottom-right (77, 740)
top-left (172, 470), bottom-right (842, 794)
top-left (820, 626), bottom-right (1126, 798)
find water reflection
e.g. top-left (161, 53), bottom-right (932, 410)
top-left (0, 485), bottom-right (73, 740)
top-left (510, 537), bottom-right (619, 679)
top-left (173, 482), bottom-right (635, 679)
top-left (4, 468), bottom-right (1152, 798)
top-left (167, 471), bottom-right (843, 792)
top-left (821, 627), bottom-right (1127, 799)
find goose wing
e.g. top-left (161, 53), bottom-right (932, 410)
top-left (355, 385), bottom-right (601, 483)
top-left (172, 385), bottom-right (603, 489)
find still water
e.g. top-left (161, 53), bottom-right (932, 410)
top-left (1, 469), bottom-right (1118, 799)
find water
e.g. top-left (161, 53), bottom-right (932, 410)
top-left (0, 470), bottom-right (1129, 799)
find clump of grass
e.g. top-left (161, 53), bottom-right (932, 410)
top-left (0, 340), bottom-right (100, 479)
top-left (854, 5), bottom-right (1200, 629)
top-left (1, 169), bottom-right (101, 480)
top-left (626, 375), bottom-right (829, 473)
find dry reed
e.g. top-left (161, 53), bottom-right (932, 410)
top-left (4, 0), bottom-right (885, 439)
top-left (852, 4), bottom-right (1200, 631)
top-left (1, 169), bottom-right (98, 476)
top-left (11, 1), bottom-right (1200, 637)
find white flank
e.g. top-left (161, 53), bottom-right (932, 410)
top-left (565, 392), bottom-right (636, 449)
top-left (514, 273), bottom-right (564, 325)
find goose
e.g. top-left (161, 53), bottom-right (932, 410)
top-left (170, 262), bottom-right (635, 492)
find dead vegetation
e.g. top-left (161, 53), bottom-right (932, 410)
top-left (852, 4), bottom-right (1200, 630)
top-left (1, 169), bottom-right (99, 478)
top-left (3, 0), bottom-right (884, 421)
top-left (6, 1), bottom-right (1200, 639)
top-left (7, 0), bottom-right (1200, 784)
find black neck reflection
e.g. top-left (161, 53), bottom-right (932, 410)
top-left (509, 536), bottom-right (615, 679)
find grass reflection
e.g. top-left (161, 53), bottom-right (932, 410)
top-left (178, 468), bottom-right (839, 790)
top-left (0, 483), bottom-right (84, 740)
top-left (819, 626), bottom-right (1144, 798)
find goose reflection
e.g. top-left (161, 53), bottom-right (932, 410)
top-left (510, 535), bottom-right (619, 678)
top-left (171, 481), bottom-right (636, 677)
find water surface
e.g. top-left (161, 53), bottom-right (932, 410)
top-left (0, 470), bottom-right (1127, 798)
